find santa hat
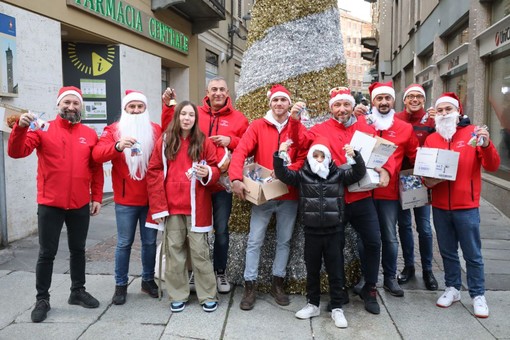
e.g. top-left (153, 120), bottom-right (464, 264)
top-left (56, 86), bottom-right (83, 106)
top-left (369, 81), bottom-right (395, 101)
top-left (329, 86), bottom-right (355, 108)
top-left (434, 92), bottom-right (463, 114)
top-left (267, 84), bottom-right (291, 105)
top-left (403, 84), bottom-right (426, 102)
top-left (122, 89), bottom-right (148, 110)
top-left (307, 136), bottom-right (332, 164)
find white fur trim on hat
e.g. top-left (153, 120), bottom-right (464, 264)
top-left (371, 86), bottom-right (395, 101)
top-left (308, 143), bottom-right (331, 161)
top-left (435, 96), bottom-right (459, 109)
top-left (403, 86), bottom-right (426, 102)
top-left (122, 91), bottom-right (148, 109)
top-left (56, 90), bottom-right (83, 106)
top-left (268, 91), bottom-right (291, 104)
top-left (329, 93), bottom-right (355, 108)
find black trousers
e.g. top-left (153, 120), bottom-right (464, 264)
top-left (304, 230), bottom-right (345, 309)
top-left (345, 197), bottom-right (382, 286)
top-left (36, 204), bottom-right (90, 300)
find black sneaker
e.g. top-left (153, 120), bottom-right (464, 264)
top-left (360, 285), bottom-right (381, 315)
top-left (31, 299), bottom-right (50, 323)
top-left (112, 285), bottom-right (127, 305)
top-left (68, 288), bottom-right (100, 308)
top-left (141, 280), bottom-right (159, 298)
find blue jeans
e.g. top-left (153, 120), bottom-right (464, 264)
top-left (397, 204), bottom-right (433, 270)
top-left (244, 200), bottom-right (298, 281)
top-left (212, 190), bottom-right (233, 272)
top-left (114, 204), bottom-right (158, 286)
top-left (432, 207), bottom-right (485, 298)
top-left (374, 199), bottom-right (400, 280)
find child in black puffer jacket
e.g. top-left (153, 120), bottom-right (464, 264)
top-left (273, 136), bottom-right (366, 329)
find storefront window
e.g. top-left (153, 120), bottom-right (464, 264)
top-left (492, 0), bottom-right (510, 24)
top-left (423, 84), bottom-right (432, 110)
top-left (446, 71), bottom-right (467, 111)
top-left (488, 55), bottom-right (510, 178)
top-left (205, 50), bottom-right (218, 84)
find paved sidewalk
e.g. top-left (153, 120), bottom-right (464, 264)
top-left (0, 199), bottom-right (509, 339)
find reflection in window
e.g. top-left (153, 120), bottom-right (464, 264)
top-left (488, 56), bottom-right (510, 177)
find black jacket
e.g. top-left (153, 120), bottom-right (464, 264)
top-left (273, 150), bottom-right (366, 232)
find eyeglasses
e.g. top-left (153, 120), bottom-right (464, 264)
top-left (406, 94), bottom-right (424, 100)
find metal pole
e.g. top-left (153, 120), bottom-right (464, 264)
top-left (0, 131), bottom-right (8, 247)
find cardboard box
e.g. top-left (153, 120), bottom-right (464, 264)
top-left (243, 163), bottom-right (289, 205)
top-left (349, 130), bottom-right (397, 168)
top-left (413, 147), bottom-right (460, 181)
top-left (347, 169), bottom-right (380, 192)
top-left (399, 169), bottom-right (429, 210)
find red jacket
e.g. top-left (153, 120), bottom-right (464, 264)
top-left (359, 117), bottom-right (419, 200)
top-left (424, 125), bottom-right (500, 210)
top-left (146, 135), bottom-right (220, 232)
top-left (8, 115), bottom-right (103, 209)
top-left (229, 114), bottom-right (307, 201)
top-left (198, 96), bottom-right (249, 191)
top-left (161, 104), bottom-right (175, 132)
top-left (92, 122), bottom-right (162, 206)
top-left (288, 117), bottom-right (395, 204)
top-left (395, 108), bottom-right (435, 170)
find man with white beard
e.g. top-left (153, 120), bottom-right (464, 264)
top-left (422, 92), bottom-right (500, 319)
top-left (362, 81), bottom-right (419, 298)
top-left (93, 90), bottom-right (162, 305)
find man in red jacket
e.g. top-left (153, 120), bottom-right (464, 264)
top-left (93, 90), bottom-right (162, 305)
top-left (365, 81), bottom-right (419, 298)
top-left (198, 77), bottom-right (249, 293)
top-left (394, 84), bottom-right (438, 291)
top-left (231, 84), bottom-right (305, 311)
top-left (8, 86), bottom-right (104, 323)
top-left (423, 92), bottom-right (500, 318)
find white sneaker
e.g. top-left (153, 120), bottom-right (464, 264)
top-left (295, 303), bottom-right (320, 319)
top-left (188, 272), bottom-right (196, 293)
top-left (216, 272), bottom-right (231, 294)
top-left (331, 308), bottom-right (348, 328)
top-left (473, 295), bottom-right (489, 318)
top-left (436, 287), bottom-right (461, 308)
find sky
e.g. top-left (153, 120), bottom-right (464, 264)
top-left (338, 0), bottom-right (372, 22)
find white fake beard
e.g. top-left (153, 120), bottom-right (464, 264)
top-left (307, 153), bottom-right (331, 179)
top-left (435, 112), bottom-right (459, 141)
top-left (371, 107), bottom-right (395, 131)
top-left (118, 110), bottom-right (154, 180)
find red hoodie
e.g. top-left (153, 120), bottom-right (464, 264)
top-left (8, 115), bottom-right (103, 209)
top-left (92, 122), bottom-right (162, 206)
top-left (424, 125), bottom-right (500, 210)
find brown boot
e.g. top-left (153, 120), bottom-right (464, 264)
top-left (271, 276), bottom-right (290, 306)
top-left (240, 281), bottom-right (256, 310)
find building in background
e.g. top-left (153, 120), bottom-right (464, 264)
top-left (369, 0), bottom-right (510, 217)
top-left (340, 8), bottom-right (374, 99)
top-left (0, 0), bottom-right (251, 245)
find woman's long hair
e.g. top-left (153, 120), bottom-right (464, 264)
top-left (164, 101), bottom-right (205, 161)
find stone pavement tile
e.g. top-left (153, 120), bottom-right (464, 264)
top-left (483, 248), bottom-right (510, 261)
top-left (222, 290), bottom-right (311, 340)
top-left (482, 239), bottom-right (510, 250)
top-left (100, 277), bottom-right (169, 324)
top-left (380, 290), bottom-right (494, 339)
top-left (161, 291), bottom-right (231, 340)
top-left (80, 322), bottom-right (165, 340)
top-left (312, 292), bottom-right (400, 340)
top-left (485, 273), bottom-right (510, 290)
top-left (484, 259), bottom-right (510, 274)
top-left (0, 271), bottom-right (66, 327)
top-left (0, 323), bottom-right (86, 340)
top-left (0, 269), bottom-right (10, 278)
top-left (477, 291), bottom-right (510, 339)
